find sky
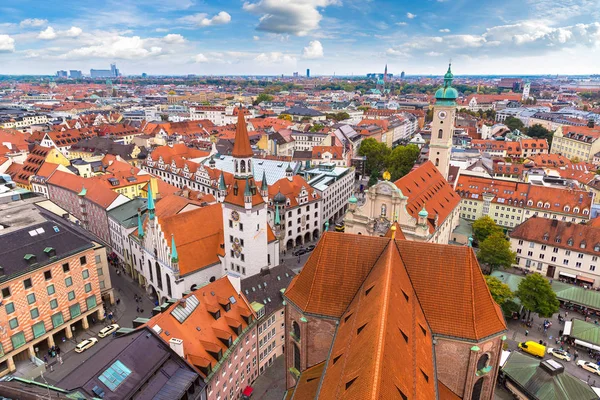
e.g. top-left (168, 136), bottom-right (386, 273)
top-left (0, 0), bottom-right (600, 76)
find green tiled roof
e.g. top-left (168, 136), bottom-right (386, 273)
top-left (502, 351), bottom-right (598, 400)
top-left (491, 271), bottom-right (600, 311)
top-left (570, 319), bottom-right (600, 347)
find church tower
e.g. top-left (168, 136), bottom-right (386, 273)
top-left (429, 63), bottom-right (457, 180)
top-left (222, 108), bottom-right (270, 278)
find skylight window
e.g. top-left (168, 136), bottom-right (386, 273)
top-left (98, 360), bottom-right (131, 391)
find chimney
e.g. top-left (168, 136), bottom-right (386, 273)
top-left (169, 337), bottom-right (185, 359)
top-left (179, 297), bottom-right (186, 309)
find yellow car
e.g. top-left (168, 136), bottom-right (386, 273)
top-left (98, 324), bottom-right (120, 338)
top-left (75, 337), bottom-right (98, 353)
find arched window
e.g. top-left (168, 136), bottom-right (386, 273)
top-left (148, 260), bottom-right (153, 281)
top-left (234, 160), bottom-right (238, 173)
top-left (293, 343), bottom-right (301, 372)
top-left (247, 162), bottom-right (251, 172)
top-left (438, 129), bottom-right (443, 139)
top-left (477, 354), bottom-right (489, 371)
top-left (209, 276), bottom-right (216, 282)
top-left (166, 274), bottom-right (172, 297)
top-left (240, 160), bottom-right (246, 173)
top-left (435, 158), bottom-right (439, 167)
top-left (292, 321), bottom-right (301, 341)
top-left (381, 204), bottom-right (387, 217)
top-left (574, 207), bottom-right (580, 214)
top-left (155, 262), bottom-right (163, 290)
top-left (472, 378), bottom-right (484, 400)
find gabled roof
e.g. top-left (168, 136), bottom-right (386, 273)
top-left (267, 175), bottom-right (319, 208)
top-left (47, 170), bottom-right (121, 209)
top-left (224, 177), bottom-right (264, 208)
top-left (394, 161), bottom-right (461, 234)
top-left (231, 108), bottom-right (253, 158)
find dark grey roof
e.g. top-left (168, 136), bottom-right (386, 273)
top-left (0, 219), bottom-right (93, 283)
top-left (292, 150), bottom-right (312, 160)
top-left (282, 106), bottom-right (324, 117)
top-left (70, 136), bottom-right (135, 159)
top-left (241, 265), bottom-right (296, 316)
top-left (58, 327), bottom-right (203, 400)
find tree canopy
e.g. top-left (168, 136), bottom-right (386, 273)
top-left (253, 93), bottom-right (274, 105)
top-left (527, 124), bottom-right (553, 146)
top-left (476, 232), bottom-right (516, 272)
top-left (278, 114), bottom-right (292, 121)
top-left (326, 112), bottom-right (350, 122)
top-left (485, 276), bottom-right (514, 305)
top-left (472, 216), bottom-right (503, 243)
top-left (516, 273), bottom-right (560, 318)
top-left (358, 138), bottom-right (419, 183)
top-left (504, 116), bottom-right (525, 132)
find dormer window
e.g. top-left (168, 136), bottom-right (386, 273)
top-left (564, 206), bottom-right (570, 212)
top-left (573, 207), bottom-right (580, 214)
top-left (555, 237), bottom-right (561, 243)
top-left (537, 201), bottom-right (543, 208)
top-left (581, 241), bottom-right (586, 249)
top-left (543, 233), bottom-right (549, 241)
top-left (44, 247), bottom-right (56, 257)
top-left (594, 244), bottom-right (600, 252)
top-left (567, 238), bottom-right (574, 246)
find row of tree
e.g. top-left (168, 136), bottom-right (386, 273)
top-left (473, 216), bottom-right (560, 318)
top-left (503, 117), bottom-right (554, 145)
top-left (357, 138), bottom-right (420, 184)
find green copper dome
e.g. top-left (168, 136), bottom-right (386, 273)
top-left (435, 63), bottom-right (458, 104)
top-left (349, 195), bottom-right (358, 204)
top-left (418, 206), bottom-right (428, 218)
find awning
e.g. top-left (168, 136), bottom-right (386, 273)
top-left (564, 321), bottom-right (572, 336)
top-left (559, 271), bottom-right (577, 279)
top-left (575, 339), bottom-right (600, 352)
top-left (577, 275), bottom-right (595, 284)
top-left (242, 386), bottom-right (254, 396)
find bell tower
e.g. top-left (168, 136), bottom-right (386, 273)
top-left (429, 63), bottom-right (457, 180)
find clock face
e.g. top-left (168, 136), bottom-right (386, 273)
top-left (231, 210), bottom-right (240, 222)
top-left (438, 111), bottom-right (448, 120)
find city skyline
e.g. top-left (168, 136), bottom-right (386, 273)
top-left (0, 0), bottom-right (599, 76)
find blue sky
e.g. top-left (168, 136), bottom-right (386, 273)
top-left (0, 0), bottom-right (599, 75)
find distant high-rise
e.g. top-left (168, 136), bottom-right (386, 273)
top-left (69, 70), bottom-right (82, 79)
top-left (401, 71), bottom-right (405, 79)
top-left (522, 82), bottom-right (531, 101)
top-left (91, 63), bottom-right (119, 78)
top-left (306, 68), bottom-right (310, 78)
top-left (56, 70), bottom-right (67, 78)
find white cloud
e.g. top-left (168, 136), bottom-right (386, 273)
top-left (0, 35), bottom-right (15, 52)
top-left (58, 35), bottom-right (165, 59)
top-left (396, 22), bottom-right (407, 26)
top-left (20, 18), bottom-right (47, 28)
top-left (38, 27), bottom-right (57, 40)
top-left (193, 53), bottom-right (209, 63)
top-left (243, 0), bottom-right (340, 36)
top-left (163, 33), bottom-right (185, 44)
top-left (253, 35), bottom-right (260, 40)
top-left (406, 12), bottom-right (416, 19)
top-left (426, 51), bottom-right (443, 56)
top-left (156, 28), bottom-right (169, 32)
top-left (179, 11), bottom-right (231, 27)
top-left (439, 28), bottom-right (450, 33)
top-left (386, 48), bottom-right (410, 57)
top-left (254, 52), bottom-right (297, 64)
top-left (65, 27), bottom-right (83, 37)
top-left (302, 40), bottom-right (323, 58)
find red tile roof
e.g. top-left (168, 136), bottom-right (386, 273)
top-left (47, 170), bottom-right (120, 209)
top-left (268, 176), bottom-right (319, 208)
top-left (13, 145), bottom-right (51, 185)
top-left (232, 108), bottom-right (254, 158)
top-left (311, 146), bottom-right (343, 160)
top-left (394, 161), bottom-right (461, 234)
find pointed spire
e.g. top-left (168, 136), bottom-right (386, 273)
top-left (170, 234), bottom-right (179, 263)
top-left (218, 171), bottom-right (226, 191)
top-left (147, 183), bottom-right (155, 220)
top-left (244, 176), bottom-right (252, 197)
top-left (137, 212), bottom-right (144, 238)
top-left (261, 170), bottom-right (268, 191)
top-left (231, 106), bottom-right (253, 158)
top-left (274, 204), bottom-right (281, 225)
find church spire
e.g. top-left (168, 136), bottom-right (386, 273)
top-left (147, 183), bottom-right (155, 220)
top-left (170, 234), bottom-right (179, 263)
top-left (137, 211), bottom-right (144, 238)
top-left (231, 107), bottom-right (253, 158)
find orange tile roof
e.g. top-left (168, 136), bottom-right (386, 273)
top-left (287, 362), bottom-right (325, 400)
top-left (456, 175), bottom-right (529, 207)
top-left (47, 170), bottom-right (120, 209)
top-left (149, 144), bottom-right (210, 165)
top-left (394, 161), bottom-right (461, 234)
top-left (159, 203), bottom-right (224, 275)
top-left (154, 194), bottom-right (206, 219)
top-left (268, 176), bottom-right (319, 208)
top-left (510, 217), bottom-right (600, 255)
top-left (224, 177), bottom-right (264, 208)
top-left (0, 129), bottom-right (29, 152)
top-left (438, 380), bottom-right (463, 400)
top-left (231, 108), bottom-right (253, 158)
top-left (145, 277), bottom-right (255, 376)
top-left (13, 145), bottom-right (51, 185)
top-left (526, 185), bottom-right (592, 216)
top-left (311, 146), bottom-right (343, 160)
top-left (526, 153), bottom-right (571, 167)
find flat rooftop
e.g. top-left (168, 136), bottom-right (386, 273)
top-left (0, 197), bottom-right (48, 234)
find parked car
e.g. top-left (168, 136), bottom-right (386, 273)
top-left (75, 337), bottom-right (98, 353)
top-left (292, 248), bottom-right (307, 256)
top-left (307, 245), bottom-right (315, 252)
top-left (98, 324), bottom-right (120, 338)
top-left (547, 348), bottom-right (572, 362)
top-left (577, 360), bottom-right (600, 375)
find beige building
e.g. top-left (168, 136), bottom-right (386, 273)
top-left (510, 217), bottom-right (600, 287)
top-left (241, 265), bottom-right (295, 375)
top-left (345, 161), bottom-right (461, 244)
top-left (551, 125), bottom-right (600, 162)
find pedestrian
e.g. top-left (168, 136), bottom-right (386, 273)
top-left (566, 311), bottom-right (569, 318)
top-left (136, 306), bottom-right (140, 313)
top-left (116, 298), bottom-right (121, 305)
top-left (525, 329), bottom-right (529, 337)
top-left (43, 355), bottom-right (48, 363)
top-left (588, 375), bottom-right (591, 384)
top-left (56, 346), bottom-right (60, 355)
top-left (134, 294), bottom-right (137, 301)
top-left (575, 351), bottom-right (579, 361)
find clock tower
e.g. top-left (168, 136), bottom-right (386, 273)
top-left (429, 63), bottom-right (458, 180)
top-left (222, 108), bottom-right (270, 278)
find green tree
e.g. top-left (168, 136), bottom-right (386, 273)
top-left (425, 108), bottom-right (433, 123)
top-left (504, 116), bottom-right (525, 131)
top-left (326, 112), bottom-right (350, 122)
top-left (278, 114), bottom-right (292, 121)
top-left (527, 124), bottom-right (553, 145)
top-left (472, 216), bottom-right (503, 243)
top-left (358, 138), bottom-right (390, 178)
top-left (309, 123), bottom-right (324, 132)
top-left (516, 273), bottom-right (560, 319)
top-left (476, 232), bottom-right (516, 273)
top-left (386, 144), bottom-right (419, 181)
top-left (358, 105), bottom-right (371, 112)
top-left (485, 276), bottom-right (514, 305)
top-left (253, 93), bottom-right (274, 105)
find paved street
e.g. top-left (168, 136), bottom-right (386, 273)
top-left (504, 311), bottom-right (600, 387)
top-left (251, 356), bottom-right (287, 400)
